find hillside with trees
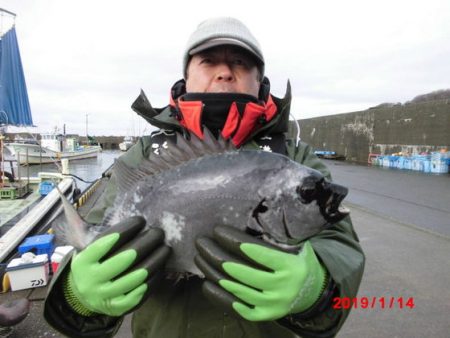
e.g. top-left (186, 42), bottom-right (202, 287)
top-left (371, 89), bottom-right (450, 109)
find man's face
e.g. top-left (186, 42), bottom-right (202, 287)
top-left (185, 46), bottom-right (260, 97)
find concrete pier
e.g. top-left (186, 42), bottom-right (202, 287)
top-left (327, 160), bottom-right (450, 337)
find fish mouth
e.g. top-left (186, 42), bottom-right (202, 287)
top-left (318, 181), bottom-right (350, 223)
top-left (297, 176), bottom-right (349, 224)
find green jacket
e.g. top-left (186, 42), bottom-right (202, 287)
top-left (44, 87), bottom-right (365, 338)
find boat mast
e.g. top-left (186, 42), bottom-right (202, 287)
top-left (85, 114), bottom-right (89, 141)
top-left (0, 8), bottom-right (16, 17)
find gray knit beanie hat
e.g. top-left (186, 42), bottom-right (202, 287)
top-left (183, 17), bottom-right (264, 78)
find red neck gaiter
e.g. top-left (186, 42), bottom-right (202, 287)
top-left (169, 91), bottom-right (277, 147)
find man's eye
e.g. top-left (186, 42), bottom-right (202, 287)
top-left (233, 58), bottom-right (245, 66)
top-left (200, 58), bottom-right (212, 64)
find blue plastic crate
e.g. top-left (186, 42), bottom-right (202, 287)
top-left (39, 181), bottom-right (55, 196)
top-left (388, 156), bottom-right (400, 168)
top-left (314, 150), bottom-right (336, 156)
top-left (422, 160), bottom-right (431, 173)
top-left (431, 160), bottom-right (449, 174)
top-left (18, 234), bottom-right (55, 260)
top-left (404, 158), bottom-right (412, 170)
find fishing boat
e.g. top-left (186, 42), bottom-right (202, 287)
top-left (0, 12), bottom-right (74, 333)
top-left (0, 7), bottom-right (76, 263)
top-left (0, 11), bottom-right (101, 165)
top-left (0, 9), bottom-right (116, 336)
top-left (0, 8), bottom-right (77, 259)
top-left (119, 135), bottom-right (134, 151)
top-left (0, 10), bottom-right (73, 333)
top-left (6, 132), bottom-right (102, 165)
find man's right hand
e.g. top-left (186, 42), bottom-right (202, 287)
top-left (64, 216), bottom-right (171, 317)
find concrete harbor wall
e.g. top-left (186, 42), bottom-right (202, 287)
top-left (6, 97), bottom-right (449, 158)
top-left (293, 99), bottom-right (450, 163)
top-left (93, 136), bottom-right (122, 150)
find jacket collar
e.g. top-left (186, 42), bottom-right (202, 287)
top-left (131, 78), bottom-right (292, 138)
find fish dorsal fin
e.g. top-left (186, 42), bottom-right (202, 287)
top-left (158, 127), bottom-right (235, 165)
top-left (113, 159), bottom-right (152, 197)
top-left (101, 207), bottom-right (118, 229)
top-left (113, 127), bottom-right (235, 199)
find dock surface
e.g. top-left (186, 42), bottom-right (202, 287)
top-left (1, 161), bottom-right (449, 337)
top-left (328, 161), bottom-right (450, 337)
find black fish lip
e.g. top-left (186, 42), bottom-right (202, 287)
top-left (319, 182), bottom-right (349, 223)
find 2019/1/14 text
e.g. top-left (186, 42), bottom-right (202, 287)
top-left (332, 297), bottom-right (415, 310)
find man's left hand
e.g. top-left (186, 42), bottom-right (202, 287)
top-left (195, 226), bottom-right (327, 321)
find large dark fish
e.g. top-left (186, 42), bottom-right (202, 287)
top-left (56, 129), bottom-right (349, 276)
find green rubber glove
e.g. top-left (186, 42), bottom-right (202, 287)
top-left (195, 226), bottom-right (327, 321)
top-left (64, 216), bottom-right (171, 317)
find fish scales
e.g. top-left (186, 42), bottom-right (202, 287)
top-left (108, 151), bottom-right (290, 274)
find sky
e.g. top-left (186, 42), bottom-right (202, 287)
top-left (1, 0), bottom-right (449, 136)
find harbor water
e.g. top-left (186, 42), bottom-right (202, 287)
top-left (16, 150), bottom-right (122, 192)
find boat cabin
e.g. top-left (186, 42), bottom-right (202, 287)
top-left (40, 133), bottom-right (78, 153)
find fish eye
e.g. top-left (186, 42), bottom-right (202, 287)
top-left (296, 186), bottom-right (316, 203)
top-left (296, 177), bottom-right (323, 203)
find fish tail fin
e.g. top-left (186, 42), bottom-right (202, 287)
top-left (54, 186), bottom-right (92, 251)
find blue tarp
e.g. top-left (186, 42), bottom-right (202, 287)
top-left (0, 26), bottom-right (33, 126)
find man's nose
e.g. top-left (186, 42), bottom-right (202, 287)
top-left (215, 63), bottom-right (234, 81)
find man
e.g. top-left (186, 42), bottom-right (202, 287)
top-left (44, 17), bottom-right (364, 337)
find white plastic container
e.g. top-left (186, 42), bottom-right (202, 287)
top-left (6, 253), bottom-right (49, 291)
top-left (50, 245), bottom-right (74, 273)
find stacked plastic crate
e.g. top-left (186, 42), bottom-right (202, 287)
top-left (431, 152), bottom-right (449, 174)
top-left (373, 151), bottom-right (449, 174)
top-left (412, 155), bottom-right (431, 173)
